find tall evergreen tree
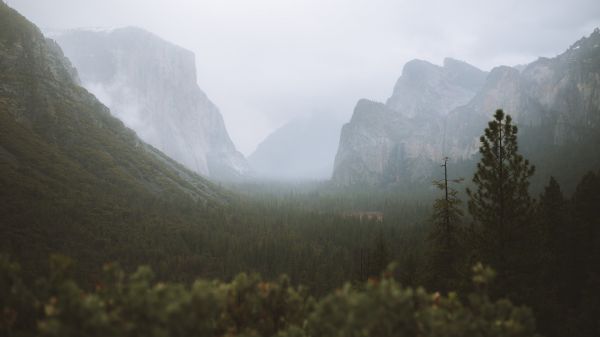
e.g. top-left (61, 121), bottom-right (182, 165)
top-left (538, 177), bottom-right (565, 269)
top-left (568, 171), bottom-right (600, 337)
top-left (533, 176), bottom-right (566, 337)
top-left (466, 109), bottom-right (536, 291)
top-left (427, 157), bottom-right (464, 292)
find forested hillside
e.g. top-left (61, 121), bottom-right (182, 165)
top-left (0, 1), bottom-right (225, 281)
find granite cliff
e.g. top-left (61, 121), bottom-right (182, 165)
top-left (55, 28), bottom-right (250, 180)
top-left (333, 30), bottom-right (600, 189)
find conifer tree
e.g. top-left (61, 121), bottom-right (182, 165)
top-left (538, 177), bottom-right (564, 266)
top-left (466, 109), bottom-right (535, 287)
top-left (564, 171), bottom-right (600, 337)
top-left (534, 176), bottom-right (566, 335)
top-left (427, 157), bottom-right (464, 292)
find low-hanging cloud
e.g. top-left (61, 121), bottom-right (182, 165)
top-left (11, 0), bottom-right (600, 155)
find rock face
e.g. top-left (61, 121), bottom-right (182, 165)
top-left (0, 2), bottom-right (224, 202)
top-left (248, 114), bottom-right (343, 180)
top-left (55, 28), bottom-right (250, 180)
top-left (333, 58), bottom-right (487, 185)
top-left (386, 58), bottom-right (487, 118)
top-left (333, 29), bottom-right (600, 187)
top-left (444, 30), bottom-right (600, 183)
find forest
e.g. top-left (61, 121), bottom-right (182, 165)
top-left (2, 109), bottom-right (599, 337)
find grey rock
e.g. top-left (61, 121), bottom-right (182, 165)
top-left (55, 27), bottom-right (250, 181)
top-left (386, 58), bottom-right (487, 118)
top-left (333, 58), bottom-right (487, 185)
top-left (333, 29), bottom-right (600, 186)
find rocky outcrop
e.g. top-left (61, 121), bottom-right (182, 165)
top-left (446, 29), bottom-right (600, 160)
top-left (333, 58), bottom-right (487, 185)
top-left (55, 28), bottom-right (250, 180)
top-left (333, 29), bottom-right (600, 187)
top-left (386, 58), bottom-right (487, 118)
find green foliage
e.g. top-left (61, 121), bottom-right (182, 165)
top-left (0, 2), bottom-right (38, 46)
top-left (467, 109), bottom-right (536, 236)
top-left (302, 269), bottom-right (536, 337)
top-left (1, 255), bottom-right (312, 337)
top-left (1, 256), bottom-right (539, 337)
top-left (466, 109), bottom-right (537, 294)
top-left (562, 171), bottom-right (600, 337)
top-left (461, 108), bottom-right (599, 337)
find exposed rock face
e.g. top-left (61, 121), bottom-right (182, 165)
top-left (386, 58), bottom-right (487, 118)
top-left (443, 66), bottom-right (523, 159)
top-left (333, 29), bottom-right (600, 187)
top-left (55, 28), bottom-right (250, 180)
top-left (519, 31), bottom-right (600, 143)
top-left (334, 100), bottom-right (400, 185)
top-left (248, 114), bottom-right (343, 180)
top-left (333, 58), bottom-right (487, 185)
top-left (445, 30), bottom-right (600, 165)
top-left (0, 3), bottom-right (224, 202)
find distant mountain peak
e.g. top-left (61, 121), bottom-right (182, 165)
top-left (485, 65), bottom-right (519, 84)
top-left (248, 113), bottom-right (344, 180)
top-left (386, 57), bottom-right (487, 118)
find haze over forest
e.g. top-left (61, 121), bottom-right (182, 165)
top-left (1, 1), bottom-right (600, 336)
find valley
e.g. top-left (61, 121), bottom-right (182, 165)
top-left (1, 1), bottom-right (599, 337)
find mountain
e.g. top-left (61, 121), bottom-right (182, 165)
top-left (386, 58), bottom-right (488, 117)
top-left (444, 30), bottom-right (600, 190)
top-left (333, 30), bottom-right (600, 190)
top-left (333, 58), bottom-right (488, 185)
top-left (54, 27), bottom-right (250, 181)
top-left (248, 114), bottom-right (343, 180)
top-left (0, 2), bottom-right (227, 277)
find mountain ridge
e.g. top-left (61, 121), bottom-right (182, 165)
top-left (333, 28), bottom-right (600, 189)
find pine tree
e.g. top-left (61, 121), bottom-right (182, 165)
top-left (568, 171), bottom-right (600, 337)
top-left (534, 176), bottom-right (566, 336)
top-left (538, 177), bottom-right (564, 267)
top-left (427, 157), bottom-right (464, 292)
top-left (466, 109), bottom-right (535, 289)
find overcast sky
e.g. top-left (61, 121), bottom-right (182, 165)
top-left (10, 0), bottom-right (600, 155)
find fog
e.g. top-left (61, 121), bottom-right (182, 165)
top-left (11, 0), bottom-right (600, 155)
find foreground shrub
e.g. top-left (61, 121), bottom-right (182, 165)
top-left (1, 256), bottom-right (538, 337)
